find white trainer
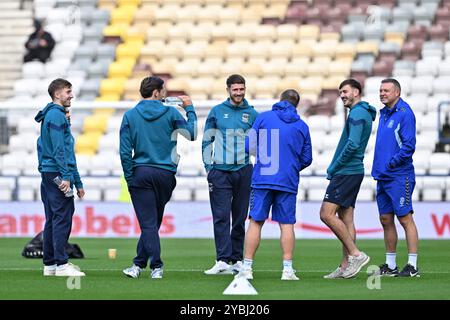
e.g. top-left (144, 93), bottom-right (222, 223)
top-left (281, 269), bottom-right (299, 280)
top-left (204, 260), bottom-right (233, 275)
top-left (123, 264), bottom-right (142, 278)
top-left (55, 262), bottom-right (85, 277)
top-left (151, 267), bottom-right (163, 279)
top-left (323, 266), bottom-right (344, 279)
top-left (342, 252), bottom-right (370, 279)
top-left (231, 261), bottom-right (242, 274)
top-left (235, 268), bottom-right (253, 280)
top-left (43, 264), bottom-right (56, 276)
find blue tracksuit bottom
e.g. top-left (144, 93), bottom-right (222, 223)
top-left (128, 166), bottom-right (176, 270)
top-left (41, 172), bottom-right (75, 266)
top-left (207, 164), bottom-right (253, 263)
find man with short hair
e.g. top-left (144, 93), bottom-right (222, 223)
top-left (24, 20), bottom-right (55, 63)
top-left (371, 78), bottom-right (420, 277)
top-left (121, 76), bottom-right (197, 279)
top-left (237, 89), bottom-right (312, 281)
top-left (320, 79), bottom-right (376, 279)
top-left (35, 78), bottom-right (85, 277)
top-left (202, 74), bottom-right (259, 275)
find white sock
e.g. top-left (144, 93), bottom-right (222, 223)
top-left (408, 254), bottom-right (418, 269)
top-left (283, 260), bottom-right (293, 271)
top-left (243, 258), bottom-right (253, 270)
top-left (386, 252), bottom-right (397, 269)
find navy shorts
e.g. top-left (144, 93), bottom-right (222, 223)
top-left (249, 188), bottom-right (297, 224)
top-left (323, 174), bottom-right (364, 208)
top-left (376, 175), bottom-right (415, 217)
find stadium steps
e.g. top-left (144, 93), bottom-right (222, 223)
top-left (0, 3), bottom-right (32, 101)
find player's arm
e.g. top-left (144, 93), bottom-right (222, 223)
top-left (172, 95), bottom-right (197, 141)
top-left (327, 111), bottom-right (365, 176)
top-left (388, 112), bottom-right (416, 169)
top-left (119, 114), bottom-right (134, 184)
top-left (299, 129), bottom-right (313, 171)
top-left (47, 111), bottom-right (71, 181)
top-left (245, 115), bottom-right (261, 156)
top-left (202, 109), bottom-right (217, 172)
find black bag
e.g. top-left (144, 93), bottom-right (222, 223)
top-left (21, 231), bottom-right (85, 259)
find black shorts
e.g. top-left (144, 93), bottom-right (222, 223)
top-left (323, 174), bottom-right (364, 208)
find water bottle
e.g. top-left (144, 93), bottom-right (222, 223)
top-left (163, 97), bottom-right (183, 107)
top-left (53, 176), bottom-right (74, 197)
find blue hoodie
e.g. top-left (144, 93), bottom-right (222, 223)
top-left (327, 101), bottom-right (377, 179)
top-left (35, 102), bottom-right (83, 189)
top-left (202, 98), bottom-right (259, 172)
top-left (245, 101), bottom-right (312, 194)
top-left (372, 98), bottom-right (416, 180)
top-left (120, 99), bottom-right (197, 183)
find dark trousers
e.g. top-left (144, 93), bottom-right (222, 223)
top-left (128, 166), bottom-right (176, 270)
top-left (207, 164), bottom-right (253, 263)
top-left (24, 49), bottom-right (51, 63)
top-left (41, 172), bottom-right (75, 266)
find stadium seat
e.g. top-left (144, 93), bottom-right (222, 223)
top-left (17, 176), bottom-right (41, 201)
top-left (0, 176), bottom-right (15, 201)
top-left (428, 153), bottom-right (450, 175)
top-left (22, 62), bottom-right (45, 79)
top-left (411, 76), bottom-right (434, 95)
top-left (358, 178), bottom-right (375, 201)
top-left (446, 177), bottom-right (450, 201)
top-left (421, 176), bottom-right (444, 201)
top-left (306, 177), bottom-right (327, 201)
top-left (171, 188), bottom-right (192, 201)
top-left (80, 177), bottom-right (103, 201)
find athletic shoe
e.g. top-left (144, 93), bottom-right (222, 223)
top-left (231, 261), bottom-right (242, 274)
top-left (323, 266), bottom-right (344, 279)
top-left (43, 264), bottom-right (56, 276)
top-left (396, 263), bottom-right (420, 278)
top-left (204, 260), bottom-right (233, 275)
top-left (235, 268), bottom-right (253, 280)
top-left (55, 262), bottom-right (85, 277)
top-left (123, 264), bottom-right (142, 278)
top-left (371, 263), bottom-right (399, 276)
top-left (281, 269), bottom-right (299, 281)
top-left (342, 252), bottom-right (370, 279)
top-left (151, 267), bottom-right (163, 279)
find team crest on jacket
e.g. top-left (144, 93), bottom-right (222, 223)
top-left (242, 113), bottom-right (249, 123)
top-left (388, 120), bottom-right (394, 128)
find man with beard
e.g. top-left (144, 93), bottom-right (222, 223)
top-left (202, 74), bottom-right (259, 275)
top-left (320, 79), bottom-right (376, 279)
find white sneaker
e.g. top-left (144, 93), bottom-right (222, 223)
top-left (151, 267), bottom-right (163, 279)
top-left (123, 264), bottom-right (142, 278)
top-left (342, 252), bottom-right (370, 279)
top-left (55, 262), bottom-right (85, 277)
top-left (235, 268), bottom-right (253, 280)
top-left (204, 260), bottom-right (233, 275)
top-left (323, 266), bottom-right (344, 279)
top-left (231, 261), bottom-right (242, 274)
top-left (281, 269), bottom-right (299, 280)
top-left (43, 264), bottom-right (56, 276)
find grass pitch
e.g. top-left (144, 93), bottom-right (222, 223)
top-left (0, 238), bottom-right (449, 300)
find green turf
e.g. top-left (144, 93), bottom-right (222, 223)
top-left (0, 238), bottom-right (449, 300)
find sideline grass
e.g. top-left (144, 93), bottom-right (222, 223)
top-left (0, 238), bottom-right (449, 300)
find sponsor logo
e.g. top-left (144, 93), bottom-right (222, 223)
top-left (388, 120), bottom-right (394, 128)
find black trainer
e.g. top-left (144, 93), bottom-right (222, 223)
top-left (396, 263), bottom-right (420, 277)
top-left (373, 263), bottom-right (399, 276)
